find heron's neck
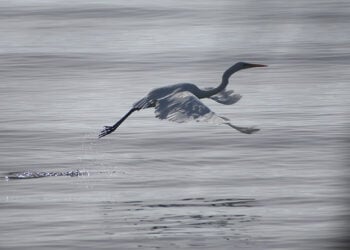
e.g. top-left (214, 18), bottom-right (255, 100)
top-left (200, 63), bottom-right (241, 98)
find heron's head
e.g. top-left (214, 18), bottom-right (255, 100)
top-left (222, 62), bottom-right (267, 83)
top-left (236, 62), bottom-right (267, 70)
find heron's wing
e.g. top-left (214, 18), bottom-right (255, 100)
top-left (205, 88), bottom-right (242, 105)
top-left (155, 91), bottom-right (226, 124)
top-left (133, 97), bottom-right (153, 109)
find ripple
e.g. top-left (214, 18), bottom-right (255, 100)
top-left (140, 197), bottom-right (256, 208)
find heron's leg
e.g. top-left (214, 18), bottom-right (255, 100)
top-left (225, 123), bottom-right (260, 134)
top-left (99, 108), bottom-right (138, 138)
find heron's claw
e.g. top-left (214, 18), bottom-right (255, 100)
top-left (98, 126), bottom-right (115, 138)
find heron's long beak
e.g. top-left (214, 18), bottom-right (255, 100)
top-left (248, 63), bottom-right (267, 68)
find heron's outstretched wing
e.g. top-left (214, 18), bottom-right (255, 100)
top-left (205, 88), bottom-right (242, 105)
top-left (155, 91), bottom-right (226, 124)
top-left (155, 91), bottom-right (260, 134)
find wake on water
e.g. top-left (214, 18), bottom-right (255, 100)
top-left (4, 170), bottom-right (88, 180)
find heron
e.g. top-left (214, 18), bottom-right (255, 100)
top-left (99, 62), bottom-right (266, 138)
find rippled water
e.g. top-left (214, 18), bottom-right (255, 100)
top-left (1, 0), bottom-right (349, 249)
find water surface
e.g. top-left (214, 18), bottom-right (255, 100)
top-left (1, 0), bottom-right (349, 249)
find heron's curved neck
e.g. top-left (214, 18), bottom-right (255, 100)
top-left (200, 63), bottom-right (242, 98)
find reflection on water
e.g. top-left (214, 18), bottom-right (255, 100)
top-left (141, 198), bottom-right (256, 208)
top-left (98, 198), bottom-right (259, 248)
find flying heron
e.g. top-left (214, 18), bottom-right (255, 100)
top-left (99, 62), bottom-right (267, 138)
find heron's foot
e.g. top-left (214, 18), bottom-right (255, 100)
top-left (99, 125), bottom-right (116, 138)
top-left (238, 126), bottom-right (260, 134)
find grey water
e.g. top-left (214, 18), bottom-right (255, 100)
top-left (0, 0), bottom-right (349, 249)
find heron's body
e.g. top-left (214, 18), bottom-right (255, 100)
top-left (99, 62), bottom-right (266, 138)
top-left (133, 83), bottom-right (202, 109)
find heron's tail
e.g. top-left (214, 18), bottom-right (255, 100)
top-left (225, 123), bottom-right (260, 134)
top-left (99, 108), bottom-right (138, 138)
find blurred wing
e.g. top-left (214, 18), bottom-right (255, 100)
top-left (205, 88), bottom-right (241, 105)
top-left (155, 91), bottom-right (226, 124)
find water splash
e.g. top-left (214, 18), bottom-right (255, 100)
top-left (4, 170), bottom-right (88, 180)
